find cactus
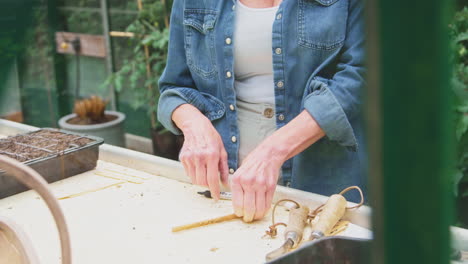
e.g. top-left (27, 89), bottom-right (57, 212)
top-left (73, 96), bottom-right (107, 123)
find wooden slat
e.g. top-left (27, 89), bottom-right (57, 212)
top-left (1, 112), bottom-right (23, 123)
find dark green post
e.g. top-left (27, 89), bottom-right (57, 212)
top-left (47, 0), bottom-right (71, 117)
top-left (0, 0), bottom-right (33, 96)
top-left (100, 0), bottom-right (118, 110)
top-left (367, 0), bottom-right (454, 264)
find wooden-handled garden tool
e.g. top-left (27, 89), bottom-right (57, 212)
top-left (265, 204), bottom-right (310, 261)
top-left (308, 194), bottom-right (347, 240)
top-left (264, 186), bottom-right (364, 261)
top-left (308, 186), bottom-right (363, 240)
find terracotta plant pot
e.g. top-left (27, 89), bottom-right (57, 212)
top-left (151, 129), bottom-right (184, 160)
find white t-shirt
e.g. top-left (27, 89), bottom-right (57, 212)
top-left (233, 1), bottom-right (279, 105)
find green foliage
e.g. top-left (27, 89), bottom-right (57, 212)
top-left (62, 10), bottom-right (102, 35)
top-left (103, 0), bottom-right (172, 129)
top-left (450, 7), bottom-right (468, 199)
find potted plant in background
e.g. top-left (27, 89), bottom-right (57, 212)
top-left (58, 95), bottom-right (126, 147)
top-left (104, 0), bottom-right (182, 160)
top-left (56, 5), bottom-right (127, 147)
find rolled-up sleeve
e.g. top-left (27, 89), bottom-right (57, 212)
top-left (303, 0), bottom-right (365, 151)
top-left (159, 87), bottom-right (226, 134)
top-left (157, 93), bottom-right (187, 134)
top-left (157, 0), bottom-right (224, 135)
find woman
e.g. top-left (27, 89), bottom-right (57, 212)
top-left (158, 0), bottom-right (366, 222)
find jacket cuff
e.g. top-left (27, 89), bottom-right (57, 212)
top-left (158, 88), bottom-right (226, 135)
top-left (303, 79), bottom-right (358, 151)
top-left (157, 93), bottom-right (188, 135)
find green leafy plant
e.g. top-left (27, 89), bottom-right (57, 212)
top-left (103, 0), bottom-right (172, 130)
top-left (450, 7), bottom-right (468, 227)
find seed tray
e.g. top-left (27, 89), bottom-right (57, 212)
top-left (0, 128), bottom-right (103, 198)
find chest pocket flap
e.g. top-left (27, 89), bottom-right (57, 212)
top-left (183, 9), bottom-right (217, 34)
top-left (314, 0), bottom-right (340, 6)
top-left (182, 9), bottom-right (218, 79)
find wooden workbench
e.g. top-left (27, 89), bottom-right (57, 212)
top-left (0, 120), bottom-right (372, 263)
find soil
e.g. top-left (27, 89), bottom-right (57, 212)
top-left (67, 114), bottom-right (118, 125)
top-left (0, 130), bottom-right (93, 163)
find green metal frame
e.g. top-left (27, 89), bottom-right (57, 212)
top-left (47, 0), bottom-right (70, 118)
top-left (367, 0), bottom-right (454, 264)
top-left (100, 0), bottom-right (118, 111)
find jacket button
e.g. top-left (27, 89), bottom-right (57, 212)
top-left (232, 5), bottom-right (236, 10)
top-left (229, 104), bottom-right (235, 111)
top-left (229, 168), bottom-right (235, 174)
top-left (231, 136), bottom-right (237, 143)
top-left (277, 81), bottom-right (284, 88)
top-left (276, 13), bottom-right (282, 20)
top-left (263, 108), bottom-right (274, 118)
top-left (226, 71), bottom-right (232, 78)
top-left (225, 38), bottom-right (232, 45)
top-left (275, 48), bottom-right (282, 55)
top-left (278, 114), bottom-right (285, 121)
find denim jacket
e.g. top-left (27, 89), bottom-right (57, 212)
top-left (158, 0), bottom-right (367, 202)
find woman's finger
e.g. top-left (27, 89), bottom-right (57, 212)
top-left (231, 175), bottom-right (244, 217)
top-left (219, 150), bottom-right (229, 187)
top-left (265, 177), bottom-right (277, 214)
top-left (181, 158), bottom-right (195, 183)
top-left (180, 149), bottom-right (196, 184)
top-left (206, 156), bottom-right (220, 201)
top-left (254, 188), bottom-right (266, 220)
top-left (265, 188), bottom-right (275, 214)
top-left (243, 187), bottom-right (256, 222)
top-left (195, 157), bottom-right (208, 187)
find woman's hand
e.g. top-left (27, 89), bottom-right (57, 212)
top-left (172, 104), bottom-right (229, 201)
top-left (230, 143), bottom-right (284, 222)
top-left (231, 110), bottom-right (326, 222)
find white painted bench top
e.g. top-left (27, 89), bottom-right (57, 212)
top-left (0, 160), bottom-right (371, 264)
top-left (0, 119), bottom-right (374, 263)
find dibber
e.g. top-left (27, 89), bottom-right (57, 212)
top-left (309, 194), bottom-right (347, 240)
top-left (266, 205), bottom-right (310, 261)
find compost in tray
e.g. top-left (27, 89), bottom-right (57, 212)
top-left (0, 130), bottom-right (93, 162)
top-left (0, 129), bottom-right (103, 199)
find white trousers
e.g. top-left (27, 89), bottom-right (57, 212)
top-left (236, 100), bottom-right (283, 183)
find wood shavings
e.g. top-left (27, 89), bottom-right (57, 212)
top-left (210, 247), bottom-right (219, 252)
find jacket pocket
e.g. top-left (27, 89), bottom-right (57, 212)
top-left (183, 9), bottom-right (218, 79)
top-left (298, 0), bottom-right (349, 50)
